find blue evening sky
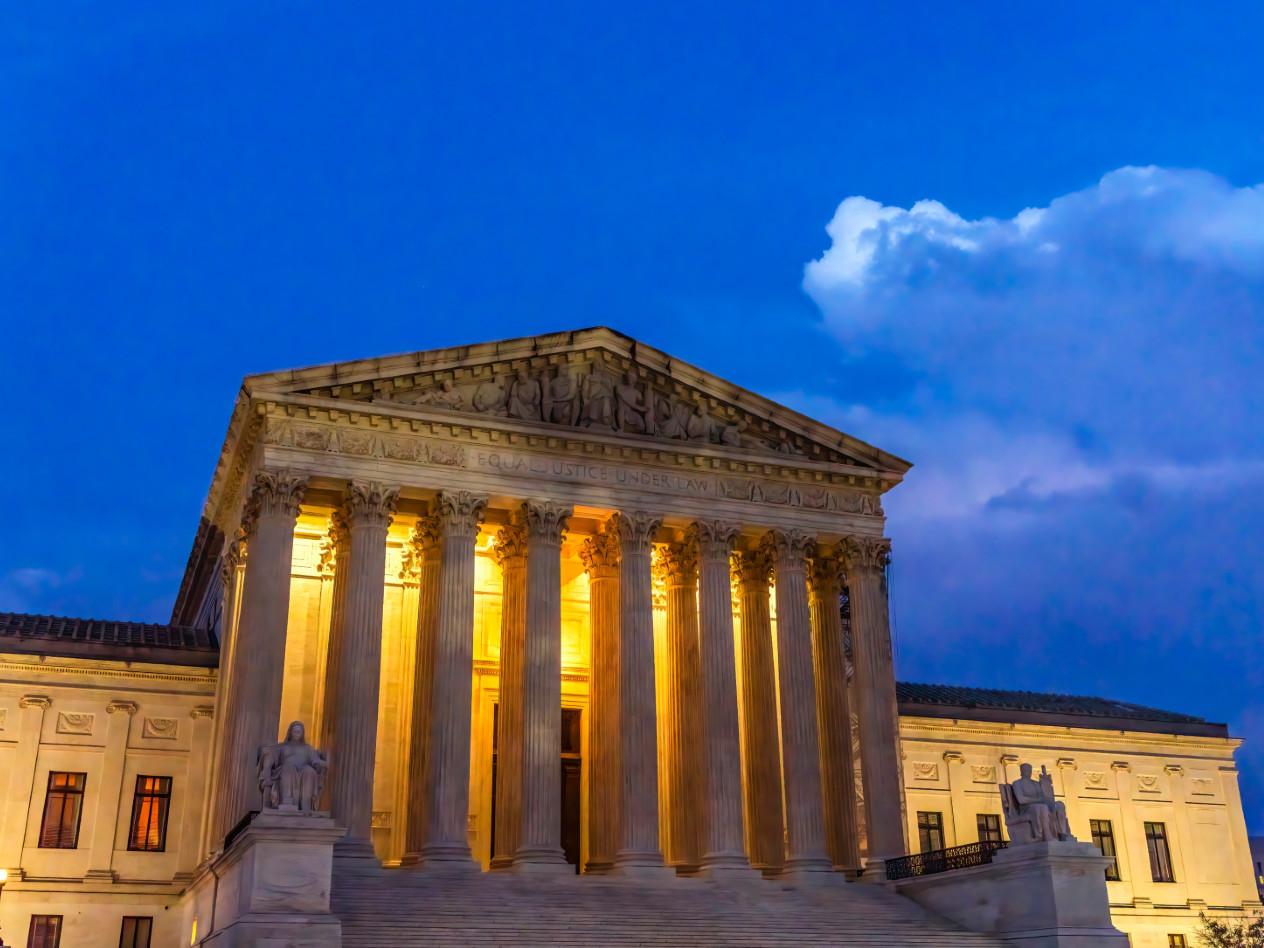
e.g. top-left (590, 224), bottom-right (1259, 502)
top-left (3, 4), bottom-right (1262, 828)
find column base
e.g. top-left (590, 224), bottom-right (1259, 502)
top-left (83, 868), bottom-right (118, 883)
top-left (333, 835), bottom-right (380, 861)
top-left (413, 842), bottom-right (481, 874)
top-left (489, 854), bottom-right (516, 871)
top-left (512, 858), bottom-right (574, 876)
top-left (780, 857), bottom-right (844, 887)
top-left (859, 857), bottom-right (890, 883)
top-left (613, 851), bottom-right (676, 880)
top-left (697, 857), bottom-right (761, 883)
top-left (584, 859), bottom-right (615, 875)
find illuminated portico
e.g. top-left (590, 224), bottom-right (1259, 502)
top-left (184, 328), bottom-right (912, 881)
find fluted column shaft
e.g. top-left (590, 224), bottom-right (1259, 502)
top-left (318, 513), bottom-right (351, 758)
top-left (328, 482), bottom-right (398, 855)
top-left (490, 524), bottom-right (528, 869)
top-left (581, 527), bottom-right (621, 873)
top-left (733, 550), bottom-right (784, 872)
top-left (402, 518), bottom-right (441, 864)
top-left (612, 511), bottom-right (669, 874)
top-left (659, 543), bottom-right (703, 870)
top-left (842, 536), bottom-right (904, 867)
top-left (421, 491), bottom-right (487, 865)
top-left (216, 471), bottom-right (305, 842)
top-left (514, 501), bottom-right (572, 871)
top-left (808, 551), bottom-right (860, 874)
top-left (690, 522), bottom-right (752, 876)
top-left (765, 530), bottom-right (833, 877)
top-left (203, 536), bottom-right (246, 856)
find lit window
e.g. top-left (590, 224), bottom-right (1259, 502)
top-left (917, 811), bottom-right (945, 853)
top-left (1090, 819), bottom-right (1122, 881)
top-left (128, 776), bottom-right (173, 852)
top-left (120, 916), bottom-right (153, 948)
top-left (1168, 935), bottom-right (1188, 948)
top-left (39, 772), bottom-right (86, 849)
top-left (28, 915), bottom-right (63, 948)
top-left (1145, 822), bottom-right (1175, 883)
top-left (976, 813), bottom-right (1002, 843)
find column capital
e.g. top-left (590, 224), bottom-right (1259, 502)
top-left (687, 520), bottom-right (740, 562)
top-left (730, 548), bottom-right (772, 588)
top-left (190, 706), bottom-right (215, 720)
top-left (611, 511), bottom-right (661, 555)
top-left (653, 542), bottom-right (697, 588)
top-left (519, 500), bottom-right (572, 545)
top-left (106, 700), bottom-right (139, 716)
top-left (20, 694), bottom-right (52, 710)
top-left (806, 549), bottom-right (844, 598)
top-left (580, 528), bottom-right (621, 579)
top-left (761, 528), bottom-right (812, 565)
top-left (493, 522), bottom-right (529, 567)
top-left (943, 750), bottom-right (966, 764)
top-left (838, 535), bottom-right (892, 574)
top-left (434, 491), bottom-right (488, 539)
top-left (342, 481), bottom-right (400, 529)
top-left (244, 469), bottom-right (307, 522)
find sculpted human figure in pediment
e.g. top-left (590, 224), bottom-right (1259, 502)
top-left (507, 367), bottom-right (543, 422)
top-left (547, 371), bottom-right (579, 425)
top-left (615, 369), bottom-right (650, 433)
top-left (473, 376), bottom-right (508, 415)
top-left (580, 368), bottom-right (616, 429)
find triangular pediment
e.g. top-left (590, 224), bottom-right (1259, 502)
top-left (245, 328), bottom-right (910, 476)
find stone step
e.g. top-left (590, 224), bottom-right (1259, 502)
top-left (332, 866), bottom-right (1004, 947)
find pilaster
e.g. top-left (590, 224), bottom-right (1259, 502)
top-left (421, 490), bottom-right (487, 867)
top-left (514, 501), bottom-right (572, 873)
top-left (0, 695), bottom-right (52, 873)
top-left (763, 529), bottom-right (834, 881)
top-left (180, 706), bottom-right (216, 880)
top-left (85, 699), bottom-right (139, 881)
top-left (580, 524), bottom-right (621, 874)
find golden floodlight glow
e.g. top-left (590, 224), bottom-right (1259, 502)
top-left (0, 866), bottom-right (8, 882)
top-left (190, 917), bottom-right (198, 945)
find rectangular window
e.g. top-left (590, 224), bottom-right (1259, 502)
top-left (128, 776), bottom-right (173, 852)
top-left (976, 813), bottom-right (1002, 843)
top-left (119, 916), bottom-right (153, 948)
top-left (38, 772), bottom-right (86, 849)
top-left (1168, 935), bottom-right (1187, 948)
top-left (917, 811), bottom-right (945, 852)
top-left (1090, 819), bottom-right (1122, 881)
top-left (1145, 821), bottom-right (1175, 882)
top-left (28, 915), bottom-right (63, 948)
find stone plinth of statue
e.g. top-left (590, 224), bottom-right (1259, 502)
top-left (894, 840), bottom-right (1128, 947)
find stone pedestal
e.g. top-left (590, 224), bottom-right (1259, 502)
top-left (893, 841), bottom-right (1129, 947)
top-left (187, 811), bottom-right (345, 947)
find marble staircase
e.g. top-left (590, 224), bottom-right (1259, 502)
top-left (332, 865), bottom-right (1004, 947)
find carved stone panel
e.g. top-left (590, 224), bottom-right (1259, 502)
top-left (56, 712), bottom-right (95, 736)
top-left (970, 764), bottom-right (997, 784)
top-left (1082, 771), bottom-right (1108, 790)
top-left (142, 717), bottom-right (180, 740)
top-left (912, 762), bottom-right (940, 781)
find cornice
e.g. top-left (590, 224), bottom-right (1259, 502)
top-left (899, 717), bottom-right (1240, 756)
top-left (0, 657), bottom-right (218, 691)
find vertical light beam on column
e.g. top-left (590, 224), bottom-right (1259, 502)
top-left (514, 501), bottom-right (572, 873)
top-left (421, 491), bottom-right (487, 867)
top-left (401, 516), bottom-right (442, 866)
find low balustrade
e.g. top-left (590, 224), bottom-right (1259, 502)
top-left (885, 840), bottom-right (1009, 881)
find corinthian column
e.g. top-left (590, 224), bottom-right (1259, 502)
top-left (421, 490), bottom-right (487, 867)
top-left (657, 542), bottom-right (703, 871)
top-left (840, 535), bottom-right (904, 875)
top-left (611, 511), bottom-right (671, 876)
top-left (401, 516), bottom-right (441, 866)
top-left (580, 524), bottom-right (621, 874)
top-left (807, 548), bottom-right (860, 875)
top-left (489, 522), bottom-right (528, 870)
top-left (732, 549), bottom-right (784, 873)
top-left (215, 470), bottom-right (306, 843)
top-left (514, 501), bottom-right (573, 873)
top-left (763, 529), bottom-right (834, 881)
top-left (318, 512), bottom-right (351, 757)
top-left (688, 521), bottom-right (754, 879)
top-left (327, 481), bottom-right (398, 858)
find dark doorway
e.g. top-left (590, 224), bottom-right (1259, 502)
top-left (490, 705), bottom-right (583, 873)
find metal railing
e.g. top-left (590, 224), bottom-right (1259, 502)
top-left (885, 840), bottom-right (1009, 881)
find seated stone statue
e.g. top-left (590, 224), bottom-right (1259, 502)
top-left (999, 762), bottom-right (1075, 844)
top-left (258, 720), bottom-right (328, 814)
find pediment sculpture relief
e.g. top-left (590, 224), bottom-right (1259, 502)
top-left (258, 720), bottom-right (328, 814)
top-left (361, 359), bottom-right (847, 461)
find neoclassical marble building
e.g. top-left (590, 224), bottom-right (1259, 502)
top-left (0, 329), bottom-right (1257, 947)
